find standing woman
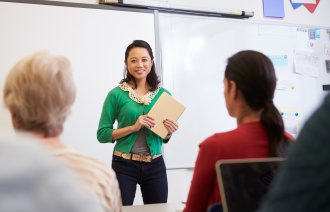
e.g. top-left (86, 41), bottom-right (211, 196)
top-left (97, 40), bottom-right (178, 205)
top-left (184, 50), bottom-right (294, 212)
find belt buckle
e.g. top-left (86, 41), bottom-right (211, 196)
top-left (142, 154), bottom-right (151, 162)
top-left (132, 154), bottom-right (151, 162)
top-left (131, 154), bottom-right (139, 161)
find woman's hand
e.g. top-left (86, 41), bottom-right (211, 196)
top-left (132, 115), bottom-right (155, 131)
top-left (163, 118), bottom-right (179, 139)
top-left (112, 115), bottom-right (154, 140)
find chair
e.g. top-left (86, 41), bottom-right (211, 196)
top-left (215, 158), bottom-right (284, 212)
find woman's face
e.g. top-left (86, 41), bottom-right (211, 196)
top-left (126, 47), bottom-right (153, 82)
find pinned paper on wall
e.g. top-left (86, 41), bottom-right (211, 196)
top-left (294, 50), bottom-right (321, 77)
top-left (268, 55), bottom-right (289, 67)
top-left (279, 107), bottom-right (301, 138)
top-left (296, 28), bottom-right (313, 50)
top-left (308, 29), bottom-right (316, 40)
top-left (307, 29), bottom-right (320, 41)
top-left (304, 0), bottom-right (320, 13)
top-left (263, 0), bottom-right (285, 18)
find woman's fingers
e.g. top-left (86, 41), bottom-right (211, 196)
top-left (141, 115), bottom-right (155, 128)
top-left (137, 116), bottom-right (179, 131)
top-left (163, 118), bottom-right (178, 133)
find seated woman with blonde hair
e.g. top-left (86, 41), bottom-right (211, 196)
top-left (3, 51), bottom-right (122, 212)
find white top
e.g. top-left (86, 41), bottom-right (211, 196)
top-left (0, 136), bottom-right (104, 212)
top-left (52, 146), bottom-right (122, 212)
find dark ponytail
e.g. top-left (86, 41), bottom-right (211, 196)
top-left (260, 102), bottom-right (287, 156)
top-left (225, 50), bottom-right (288, 157)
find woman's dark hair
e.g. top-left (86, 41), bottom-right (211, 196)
top-left (120, 40), bottom-right (160, 91)
top-left (225, 50), bottom-right (288, 157)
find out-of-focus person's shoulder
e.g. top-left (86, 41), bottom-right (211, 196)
top-left (296, 93), bottom-right (330, 148)
top-left (0, 135), bottom-right (104, 212)
top-left (325, 93), bottom-right (330, 104)
top-left (53, 146), bottom-right (115, 176)
top-left (52, 146), bottom-right (122, 212)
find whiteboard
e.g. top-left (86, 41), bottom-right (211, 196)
top-left (158, 13), bottom-right (330, 168)
top-left (0, 1), bottom-right (155, 165)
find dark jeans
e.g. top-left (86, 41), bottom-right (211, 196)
top-left (112, 155), bottom-right (168, 205)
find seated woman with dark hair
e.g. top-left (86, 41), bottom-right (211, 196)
top-left (184, 50), bottom-right (294, 212)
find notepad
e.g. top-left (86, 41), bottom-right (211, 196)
top-left (263, 0), bottom-right (285, 18)
top-left (148, 92), bottom-right (185, 139)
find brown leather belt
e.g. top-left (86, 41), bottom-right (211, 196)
top-left (113, 150), bottom-right (162, 163)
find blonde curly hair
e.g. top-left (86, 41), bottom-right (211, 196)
top-left (3, 51), bottom-right (76, 137)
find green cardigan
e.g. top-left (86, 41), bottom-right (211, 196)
top-left (97, 85), bottom-right (171, 156)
